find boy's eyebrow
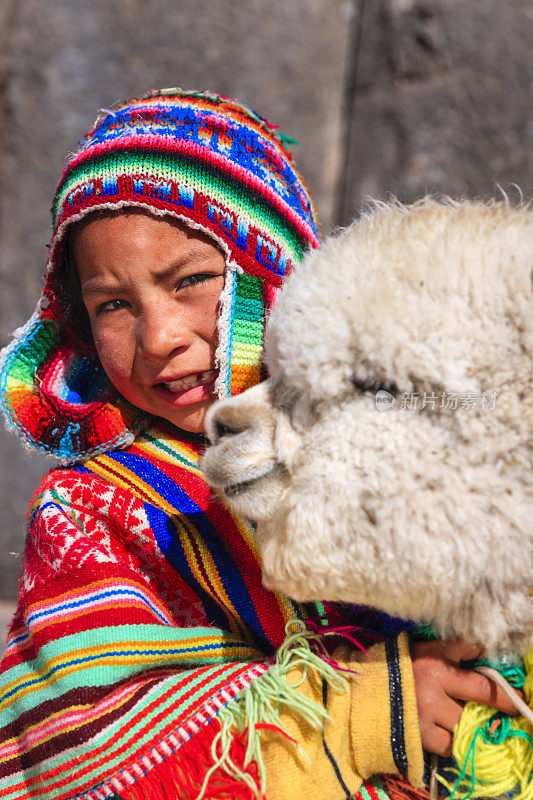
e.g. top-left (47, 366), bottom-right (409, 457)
top-left (155, 257), bottom-right (196, 281)
top-left (81, 255), bottom-right (214, 299)
top-left (81, 281), bottom-right (131, 299)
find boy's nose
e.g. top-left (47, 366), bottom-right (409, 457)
top-left (136, 307), bottom-right (190, 359)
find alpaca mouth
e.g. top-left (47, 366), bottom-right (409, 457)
top-left (224, 463), bottom-right (286, 497)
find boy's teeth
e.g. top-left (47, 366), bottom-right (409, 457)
top-left (163, 370), bottom-right (216, 393)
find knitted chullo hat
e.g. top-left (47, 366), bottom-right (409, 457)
top-left (0, 88), bottom-right (319, 461)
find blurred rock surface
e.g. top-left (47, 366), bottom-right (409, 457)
top-left (338, 0), bottom-right (533, 221)
top-left (0, 601), bottom-right (15, 655)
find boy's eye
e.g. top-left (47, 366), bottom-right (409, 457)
top-left (178, 272), bottom-right (219, 290)
top-left (96, 298), bottom-right (129, 314)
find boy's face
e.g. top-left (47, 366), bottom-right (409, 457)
top-left (73, 209), bottom-right (226, 434)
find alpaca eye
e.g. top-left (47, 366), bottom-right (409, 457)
top-left (351, 376), bottom-right (395, 394)
top-left (214, 421), bottom-right (239, 441)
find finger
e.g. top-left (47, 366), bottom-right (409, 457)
top-left (433, 695), bottom-right (464, 733)
top-left (444, 665), bottom-right (523, 715)
top-left (440, 638), bottom-right (485, 664)
top-left (421, 724), bottom-right (453, 758)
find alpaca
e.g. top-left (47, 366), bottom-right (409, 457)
top-left (201, 199), bottom-right (533, 656)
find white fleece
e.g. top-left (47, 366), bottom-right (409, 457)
top-left (201, 198), bottom-right (533, 656)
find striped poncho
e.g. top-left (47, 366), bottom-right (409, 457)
top-left (0, 422), bottom-right (424, 800)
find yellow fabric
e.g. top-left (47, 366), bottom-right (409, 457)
top-left (351, 633), bottom-right (424, 786)
top-left (262, 632), bottom-right (424, 800)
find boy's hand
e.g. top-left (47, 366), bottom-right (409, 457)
top-left (410, 638), bottom-right (523, 756)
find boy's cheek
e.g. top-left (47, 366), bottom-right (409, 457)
top-left (94, 339), bottom-right (132, 392)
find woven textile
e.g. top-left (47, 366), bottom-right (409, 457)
top-left (0, 423), bottom-right (290, 799)
top-left (0, 421), bottom-right (406, 800)
top-left (0, 89), bottom-right (319, 461)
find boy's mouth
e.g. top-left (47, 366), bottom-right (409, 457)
top-left (156, 369), bottom-right (218, 394)
top-left (152, 369), bottom-right (218, 407)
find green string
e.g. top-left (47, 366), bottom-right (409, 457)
top-left (198, 621), bottom-right (348, 800)
top-left (449, 725), bottom-right (484, 800)
top-left (476, 657), bottom-right (526, 688)
top-left (411, 622), bottom-right (438, 640)
top-left (449, 713), bottom-right (533, 800)
top-left (277, 132), bottom-right (299, 146)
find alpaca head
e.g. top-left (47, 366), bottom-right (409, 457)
top-left (201, 379), bottom-right (301, 521)
top-left (201, 199), bottom-right (533, 653)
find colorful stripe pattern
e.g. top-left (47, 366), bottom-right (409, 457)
top-left (78, 423), bottom-right (299, 651)
top-left (0, 89), bottom-right (319, 460)
top-left (229, 272), bottom-right (267, 394)
top-left (0, 420), bottom-right (410, 800)
top-left (0, 422), bottom-right (298, 798)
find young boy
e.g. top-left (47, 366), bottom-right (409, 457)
top-left (0, 89), bottom-right (516, 800)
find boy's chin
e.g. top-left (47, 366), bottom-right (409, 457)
top-left (151, 397), bottom-right (215, 435)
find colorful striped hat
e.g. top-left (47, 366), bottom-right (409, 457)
top-left (0, 88), bottom-right (319, 461)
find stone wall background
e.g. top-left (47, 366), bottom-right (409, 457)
top-left (0, 0), bottom-right (531, 602)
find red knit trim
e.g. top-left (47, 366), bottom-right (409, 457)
top-left (85, 715), bottom-right (264, 800)
top-left (51, 195), bottom-right (291, 287)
